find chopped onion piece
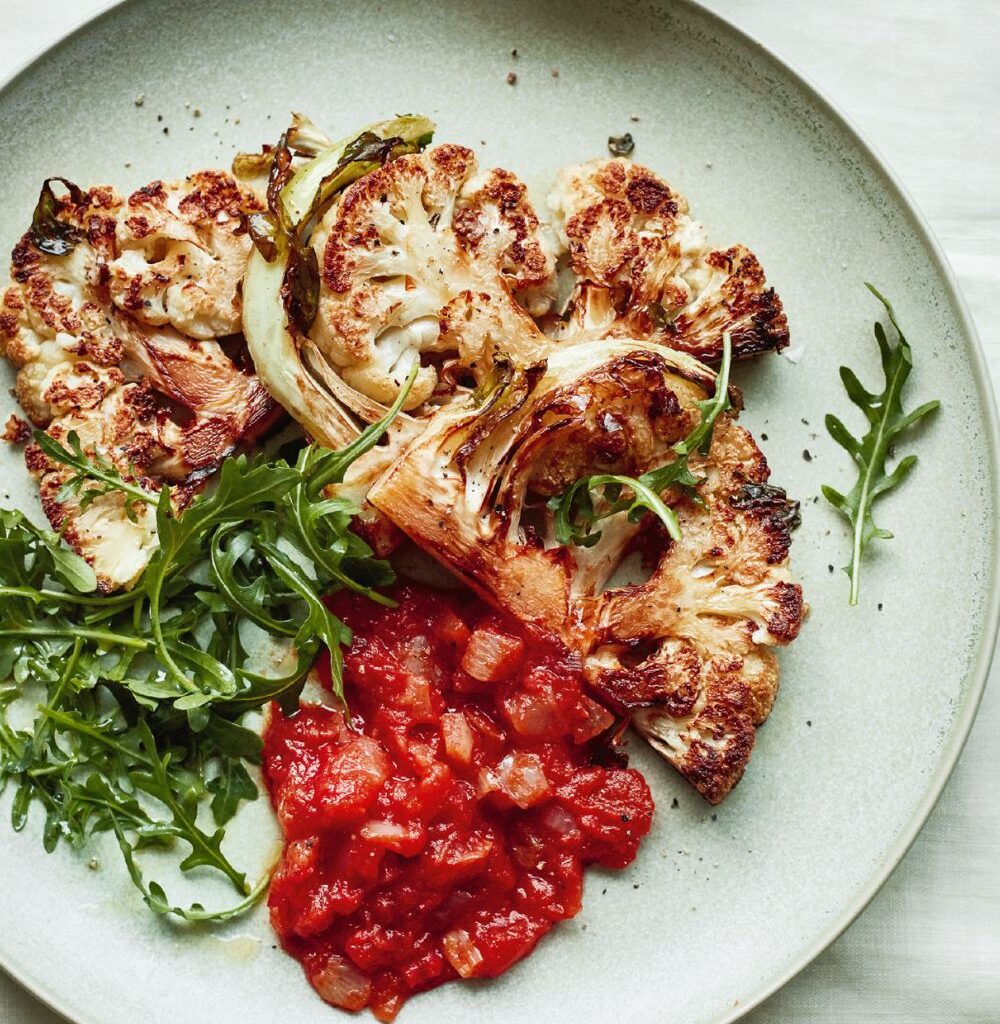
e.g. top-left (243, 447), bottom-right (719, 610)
top-left (442, 929), bottom-right (484, 979)
top-left (539, 802), bottom-right (581, 840)
top-left (461, 629), bottom-right (525, 683)
top-left (360, 819), bottom-right (427, 855)
top-left (441, 711), bottom-right (476, 764)
top-left (482, 751), bottom-right (551, 808)
top-left (311, 954), bottom-right (372, 1010)
top-left (573, 697), bottom-right (615, 743)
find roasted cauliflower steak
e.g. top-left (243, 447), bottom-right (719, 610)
top-left (308, 143), bottom-right (557, 415)
top-left (369, 340), bottom-right (803, 801)
top-left (546, 159), bottom-right (789, 363)
top-left (0, 174), bottom-right (277, 590)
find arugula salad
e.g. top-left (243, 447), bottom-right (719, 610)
top-left (0, 386), bottom-right (411, 921)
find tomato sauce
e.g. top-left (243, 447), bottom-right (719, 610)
top-left (263, 584), bottom-right (653, 1019)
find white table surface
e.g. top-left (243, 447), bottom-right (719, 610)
top-left (0, 2), bottom-right (997, 1022)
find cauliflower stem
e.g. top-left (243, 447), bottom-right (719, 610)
top-left (242, 116), bottom-right (435, 448)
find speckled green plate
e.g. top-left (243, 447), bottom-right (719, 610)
top-left (0, 1), bottom-right (997, 1022)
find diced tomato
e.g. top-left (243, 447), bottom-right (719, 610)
top-left (313, 736), bottom-right (391, 830)
top-left (344, 925), bottom-right (417, 972)
top-left (463, 706), bottom-right (506, 747)
top-left (400, 947), bottom-right (446, 989)
top-left (557, 767), bottom-right (654, 869)
top-left (462, 907), bottom-right (550, 977)
top-left (291, 878), bottom-right (365, 938)
top-left (422, 828), bottom-right (495, 884)
top-left (263, 585), bottom-right (653, 1020)
top-left (433, 608), bottom-right (471, 650)
top-left (514, 850), bottom-right (584, 920)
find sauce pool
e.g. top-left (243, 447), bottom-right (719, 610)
top-left (263, 584), bottom-right (653, 1019)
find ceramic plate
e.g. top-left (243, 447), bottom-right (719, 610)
top-left (0, 2), bottom-right (997, 1022)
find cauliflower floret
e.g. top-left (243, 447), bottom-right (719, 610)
top-left (369, 339), bottom-right (804, 802)
top-left (25, 389), bottom-right (161, 591)
top-left (2, 173), bottom-right (276, 590)
top-left (108, 171), bottom-right (261, 340)
top-left (546, 159), bottom-right (789, 361)
top-left (20, 325), bottom-right (274, 594)
top-left (310, 144), bottom-right (556, 411)
top-left (452, 165), bottom-right (558, 317)
top-left (549, 158), bottom-right (697, 291)
top-left (1, 184), bottom-right (123, 425)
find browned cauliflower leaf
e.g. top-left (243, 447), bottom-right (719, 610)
top-left (546, 159), bottom-right (789, 362)
top-left (368, 340), bottom-right (803, 802)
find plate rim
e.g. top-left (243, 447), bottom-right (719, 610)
top-left (0, 2), bottom-right (996, 1022)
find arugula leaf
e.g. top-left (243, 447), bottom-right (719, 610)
top-left (199, 714), bottom-right (263, 760)
top-left (112, 823), bottom-right (271, 923)
top-left (0, 507), bottom-right (97, 594)
top-left (129, 721), bottom-right (246, 890)
top-left (143, 458), bottom-right (302, 694)
top-left (207, 759), bottom-right (259, 826)
top-left (551, 472), bottom-right (682, 548)
top-left (33, 430), bottom-right (155, 520)
top-left (209, 525), bottom-right (298, 636)
top-left (822, 284), bottom-right (940, 604)
top-left (0, 379), bottom-right (411, 921)
top-left (549, 333), bottom-right (733, 547)
top-left (304, 366), bottom-right (418, 495)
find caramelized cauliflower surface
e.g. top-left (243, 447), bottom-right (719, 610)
top-left (108, 171), bottom-right (260, 340)
top-left (309, 143), bottom-right (556, 413)
top-left (23, 387), bottom-right (161, 589)
top-left (1, 175), bottom-right (277, 590)
top-left (546, 159), bottom-right (789, 362)
top-left (369, 340), bottom-right (803, 802)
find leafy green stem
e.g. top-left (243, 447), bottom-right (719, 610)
top-left (33, 430), bottom-right (157, 508)
top-left (135, 722), bottom-right (248, 892)
top-left (305, 364), bottom-right (418, 497)
top-left (113, 822), bottom-right (269, 923)
top-left (36, 707), bottom-right (152, 765)
top-left (0, 626), bottom-right (151, 650)
top-left (0, 585), bottom-right (135, 609)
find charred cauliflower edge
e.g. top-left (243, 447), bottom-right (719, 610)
top-left (546, 158), bottom-right (790, 363)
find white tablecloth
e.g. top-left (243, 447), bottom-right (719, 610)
top-left (1, 2), bottom-right (997, 1021)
